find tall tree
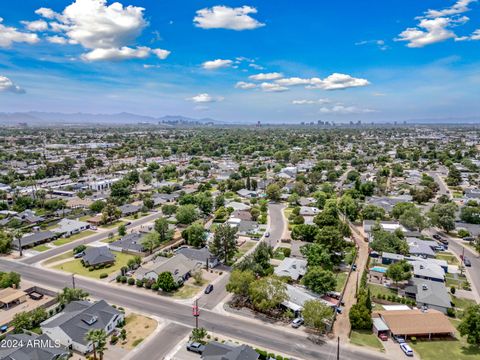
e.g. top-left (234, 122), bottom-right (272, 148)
top-left (85, 329), bottom-right (108, 360)
top-left (210, 224), bottom-right (237, 263)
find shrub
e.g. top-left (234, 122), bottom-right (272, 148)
top-left (121, 276), bottom-right (127, 283)
top-left (411, 336), bottom-right (417, 344)
top-left (99, 273), bottom-right (108, 279)
top-left (110, 335), bottom-right (118, 344)
top-left (88, 267), bottom-right (94, 272)
top-left (151, 283), bottom-right (159, 291)
top-left (144, 281), bottom-right (152, 289)
top-left (127, 277), bottom-right (135, 285)
top-left (283, 248), bottom-right (291, 257)
top-left (447, 308), bottom-right (456, 317)
top-left (136, 279), bottom-right (144, 287)
top-left (116, 275), bottom-right (122, 282)
top-left (451, 286), bottom-right (456, 294)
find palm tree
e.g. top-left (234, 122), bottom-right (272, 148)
top-left (85, 329), bottom-right (108, 360)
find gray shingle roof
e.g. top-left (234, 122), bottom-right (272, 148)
top-left (202, 341), bottom-right (259, 360)
top-left (110, 233), bottom-right (145, 253)
top-left (0, 333), bottom-right (69, 360)
top-left (82, 246), bottom-right (115, 266)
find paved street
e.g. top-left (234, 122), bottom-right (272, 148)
top-left (267, 202), bottom-right (287, 247)
top-left (21, 212), bottom-right (162, 265)
top-left (0, 259), bottom-right (385, 360)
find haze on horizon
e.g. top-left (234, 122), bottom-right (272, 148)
top-left (0, 0), bottom-right (479, 123)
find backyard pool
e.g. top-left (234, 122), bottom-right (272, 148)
top-left (370, 266), bottom-right (388, 273)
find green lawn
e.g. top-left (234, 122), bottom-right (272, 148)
top-left (335, 272), bottom-right (348, 292)
top-left (411, 319), bottom-right (480, 360)
top-left (436, 252), bottom-right (459, 265)
top-left (100, 220), bottom-right (126, 229)
top-left (32, 244), bottom-right (50, 252)
top-left (53, 251), bottom-right (135, 279)
top-left (367, 283), bottom-right (397, 298)
top-left (451, 295), bottom-right (476, 317)
top-left (43, 251), bottom-right (75, 265)
top-left (171, 284), bottom-right (201, 299)
top-left (102, 235), bottom-right (121, 243)
top-left (236, 241), bottom-right (256, 259)
top-left (273, 247), bottom-right (289, 260)
top-left (52, 230), bottom-right (96, 246)
top-left (350, 330), bottom-right (384, 352)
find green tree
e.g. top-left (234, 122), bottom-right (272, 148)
top-left (349, 302), bottom-right (373, 330)
top-left (266, 183), bottom-right (281, 202)
top-left (182, 223), bottom-right (206, 248)
top-left (0, 272), bottom-right (21, 288)
top-left (291, 224), bottom-right (319, 242)
top-left (57, 287), bottom-right (89, 305)
top-left (101, 203), bottom-right (121, 225)
top-left (89, 200), bottom-right (106, 213)
top-left (458, 305), bottom-right (480, 345)
top-left (300, 243), bottom-right (334, 270)
top-left (428, 203), bottom-right (457, 232)
top-left (154, 217), bottom-right (173, 242)
top-left (386, 260), bottom-right (411, 284)
top-left (191, 327), bottom-right (208, 342)
top-left (141, 232), bottom-right (160, 254)
top-left (226, 270), bottom-right (255, 297)
top-left (249, 276), bottom-right (287, 311)
top-left (209, 224), bottom-right (237, 263)
top-left (118, 224), bottom-right (127, 236)
top-left (399, 206), bottom-right (427, 231)
top-left (302, 300), bottom-right (334, 332)
top-left (361, 205), bottom-right (385, 221)
top-left (302, 267), bottom-right (336, 295)
top-left (370, 228), bottom-right (408, 255)
top-left (0, 231), bottom-right (13, 254)
top-left (157, 271), bottom-right (177, 292)
top-left (176, 204), bottom-right (198, 225)
top-left (85, 329), bottom-right (108, 360)
top-left (338, 195), bottom-right (359, 221)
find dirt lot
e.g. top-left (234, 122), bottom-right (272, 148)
top-left (118, 313), bottom-right (158, 350)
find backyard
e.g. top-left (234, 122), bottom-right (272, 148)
top-left (52, 251), bottom-right (136, 279)
top-left (350, 330), bottom-right (384, 352)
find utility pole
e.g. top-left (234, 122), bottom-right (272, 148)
top-left (72, 274), bottom-right (76, 289)
top-left (192, 299), bottom-right (199, 329)
top-left (337, 336), bottom-right (340, 360)
top-left (18, 236), bottom-right (23, 257)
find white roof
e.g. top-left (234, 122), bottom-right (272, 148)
top-left (382, 305), bottom-right (411, 311)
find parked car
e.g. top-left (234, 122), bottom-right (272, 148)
top-left (335, 306), bottom-right (343, 314)
top-left (378, 333), bottom-right (388, 341)
top-left (433, 234), bottom-right (442, 241)
top-left (400, 343), bottom-right (414, 357)
top-left (291, 317), bottom-right (304, 328)
top-left (205, 284), bottom-right (214, 294)
top-left (265, 232), bottom-right (270, 237)
top-left (464, 257), bottom-right (472, 267)
top-left (351, 264), bottom-right (357, 271)
top-left (393, 335), bottom-right (406, 344)
top-left (74, 252), bottom-right (84, 259)
top-left (433, 245), bottom-right (445, 251)
top-left (90, 225), bottom-right (97, 230)
top-left (464, 237), bottom-right (474, 242)
top-left (186, 342), bottom-right (206, 354)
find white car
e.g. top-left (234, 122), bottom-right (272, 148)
top-left (400, 343), bottom-right (414, 357)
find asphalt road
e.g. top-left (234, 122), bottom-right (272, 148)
top-left (0, 260), bottom-right (384, 360)
top-left (266, 202), bottom-right (286, 247)
top-left (21, 212), bottom-right (162, 265)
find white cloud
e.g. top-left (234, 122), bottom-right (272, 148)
top-left (0, 76), bottom-right (25, 94)
top-left (21, 20), bottom-right (48, 32)
top-left (202, 59), bottom-right (233, 70)
top-left (319, 104), bottom-right (376, 114)
top-left (456, 28), bottom-right (480, 41)
top-left (260, 82), bottom-right (288, 92)
top-left (425, 0), bottom-right (476, 18)
top-left (249, 72), bottom-right (283, 81)
top-left (194, 5), bottom-right (265, 30)
top-left (396, 17), bottom-right (457, 48)
top-left (235, 81), bottom-right (257, 89)
top-left (46, 35), bottom-right (69, 44)
top-left (187, 93), bottom-right (224, 103)
top-left (0, 18), bottom-right (39, 48)
top-left (36, 0), bottom-right (170, 61)
top-left (292, 98), bottom-right (332, 105)
top-left (308, 73), bottom-right (370, 90)
top-left (276, 77), bottom-right (311, 86)
top-left (249, 63), bottom-right (264, 70)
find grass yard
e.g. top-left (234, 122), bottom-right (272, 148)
top-left (350, 330), bottom-right (384, 352)
top-left (118, 314), bottom-right (157, 350)
top-left (171, 284), bottom-right (201, 299)
top-left (451, 295), bottom-right (476, 316)
top-left (53, 251), bottom-right (135, 279)
top-left (100, 220), bottom-right (125, 230)
top-left (52, 230), bottom-right (96, 246)
top-left (411, 319), bottom-right (480, 360)
top-left (43, 251), bottom-right (75, 265)
top-left (335, 272), bottom-right (348, 292)
top-left (436, 252), bottom-right (459, 265)
top-left (236, 241), bottom-right (256, 259)
top-left (367, 283), bottom-right (397, 298)
top-left (102, 235), bottom-right (121, 243)
top-left (32, 244), bottom-right (50, 252)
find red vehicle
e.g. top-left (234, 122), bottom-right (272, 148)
top-left (378, 333), bottom-right (388, 341)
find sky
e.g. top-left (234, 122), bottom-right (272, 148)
top-left (0, 0), bottom-right (479, 123)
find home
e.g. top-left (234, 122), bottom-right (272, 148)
top-left (109, 233), bottom-right (146, 254)
top-left (82, 247), bottom-right (116, 267)
top-left (236, 189), bottom-right (258, 199)
top-left (365, 195), bottom-right (413, 213)
top-left (374, 309), bottom-right (455, 340)
top-left (0, 333), bottom-right (70, 360)
top-left (152, 193), bottom-right (179, 206)
top-left (231, 210), bottom-right (253, 221)
top-left (363, 220), bottom-right (406, 240)
top-left (274, 258), bottom-right (307, 281)
top-left (15, 209), bottom-right (44, 225)
top-left (299, 206), bottom-right (320, 217)
top-left (201, 341), bottom-right (259, 360)
top-left (41, 300), bottom-right (124, 354)
top-left (282, 284), bottom-right (333, 316)
top-left (176, 247), bottom-right (219, 268)
top-left (52, 219), bottom-right (90, 237)
top-left (13, 230), bottom-right (57, 250)
top-left (381, 252), bottom-right (405, 265)
top-left (136, 254), bottom-right (200, 285)
top-left (407, 238), bottom-right (436, 258)
top-left (225, 201), bottom-right (250, 211)
top-left (119, 204), bottom-right (142, 217)
top-left (402, 278), bottom-right (451, 314)
top-left (409, 258), bottom-right (446, 282)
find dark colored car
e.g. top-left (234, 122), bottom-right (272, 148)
top-left (351, 264), bottom-right (357, 271)
top-left (393, 335), bottom-right (406, 344)
top-left (464, 257), bottom-right (472, 267)
top-left (186, 342), bottom-right (206, 354)
top-left (433, 234), bottom-right (442, 241)
top-left (205, 284), bottom-right (214, 294)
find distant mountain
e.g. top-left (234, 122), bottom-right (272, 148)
top-left (0, 111), bottom-right (223, 126)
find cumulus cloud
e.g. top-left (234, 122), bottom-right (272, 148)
top-left (249, 63), bottom-right (264, 70)
top-left (307, 73), bottom-right (370, 90)
top-left (187, 93), bottom-right (224, 103)
top-left (397, 0), bottom-right (477, 47)
top-left (249, 72), bottom-right (283, 81)
top-left (35, 0), bottom-right (170, 61)
top-left (202, 59), bottom-right (233, 70)
top-left (46, 35), bottom-right (69, 44)
top-left (0, 18), bottom-right (39, 48)
top-left (194, 5), bottom-right (265, 30)
top-left (0, 76), bottom-right (25, 94)
top-left (456, 28), bottom-right (480, 41)
top-left (292, 98), bottom-right (332, 105)
top-left (319, 104), bottom-right (376, 114)
top-left (260, 82), bottom-right (288, 92)
top-left (235, 81), bottom-right (257, 89)
top-left (276, 77), bottom-right (311, 86)
top-left (425, 0), bottom-right (476, 18)
top-left (21, 20), bottom-right (49, 32)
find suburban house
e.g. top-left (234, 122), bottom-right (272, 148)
top-left (82, 247), bottom-right (116, 267)
top-left (13, 230), bottom-right (57, 250)
top-left (363, 220), bottom-right (406, 241)
top-left (0, 333), bottom-right (70, 360)
top-left (109, 233), bottom-right (146, 254)
top-left (201, 341), bottom-right (259, 360)
top-left (409, 258), bottom-right (446, 282)
top-left (136, 254), bottom-right (200, 285)
top-left (236, 189), bottom-right (258, 199)
top-left (407, 238), bottom-right (436, 258)
top-left (15, 209), bottom-right (45, 225)
top-left (52, 219), bottom-right (90, 237)
top-left (225, 201), bottom-right (250, 211)
top-left (299, 206), bottom-right (320, 217)
top-left (365, 195), bottom-right (413, 213)
top-left (274, 258), bottom-right (307, 281)
top-left (41, 300), bottom-right (124, 354)
top-left (402, 278), bottom-right (451, 314)
top-left (176, 247), bottom-right (219, 269)
top-left (373, 309), bottom-right (455, 340)
top-left (119, 204), bottom-right (142, 217)
top-left (282, 284), bottom-right (333, 316)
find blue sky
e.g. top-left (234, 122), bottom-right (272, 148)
top-left (0, 0), bottom-right (479, 123)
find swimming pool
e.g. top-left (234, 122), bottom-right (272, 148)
top-left (370, 266), bottom-right (388, 273)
